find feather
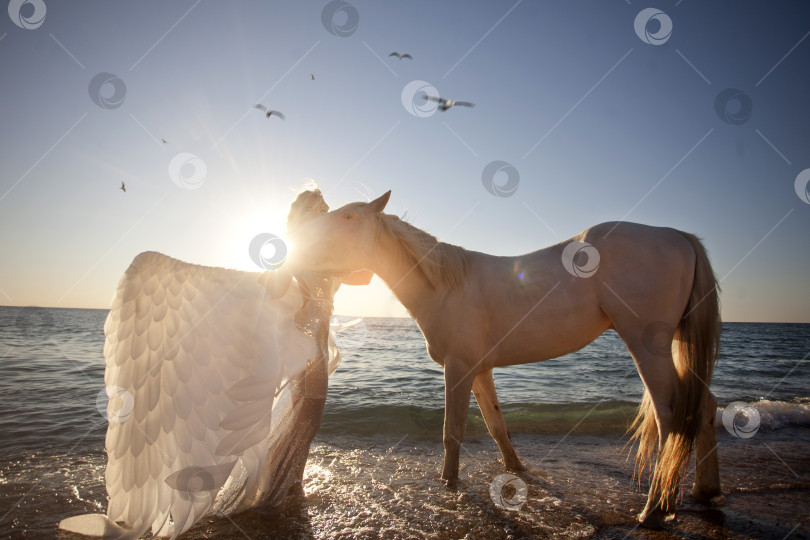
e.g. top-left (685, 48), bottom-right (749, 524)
top-left (63, 252), bottom-right (315, 538)
top-left (58, 514), bottom-right (138, 539)
top-left (224, 374), bottom-right (277, 401)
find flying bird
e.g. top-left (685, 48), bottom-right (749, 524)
top-left (388, 52), bottom-right (412, 60)
top-left (120, 182), bottom-right (126, 193)
top-left (254, 104), bottom-right (286, 120)
top-left (161, 138), bottom-right (168, 144)
top-left (423, 95), bottom-right (475, 111)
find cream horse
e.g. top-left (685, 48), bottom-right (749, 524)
top-left (288, 191), bottom-right (722, 528)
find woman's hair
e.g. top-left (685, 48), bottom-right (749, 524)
top-left (287, 188), bottom-right (329, 231)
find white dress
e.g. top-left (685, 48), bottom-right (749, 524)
top-left (59, 252), bottom-right (342, 539)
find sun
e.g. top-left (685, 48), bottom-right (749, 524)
top-left (228, 209), bottom-right (291, 272)
top-left (225, 203), bottom-right (409, 317)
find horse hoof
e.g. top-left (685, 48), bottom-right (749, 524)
top-left (512, 468), bottom-right (549, 484)
top-left (504, 459), bottom-right (527, 472)
top-left (441, 474), bottom-right (458, 489)
top-left (691, 486), bottom-right (723, 504)
top-left (526, 467), bottom-right (550, 480)
top-left (638, 508), bottom-right (671, 529)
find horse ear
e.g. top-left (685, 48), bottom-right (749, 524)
top-left (368, 190), bottom-right (391, 213)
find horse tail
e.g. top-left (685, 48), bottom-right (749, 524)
top-left (630, 232), bottom-right (721, 509)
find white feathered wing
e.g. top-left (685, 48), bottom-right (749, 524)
top-left (59, 252), bottom-right (315, 538)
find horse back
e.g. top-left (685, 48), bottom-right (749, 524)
top-left (423, 222), bottom-right (695, 369)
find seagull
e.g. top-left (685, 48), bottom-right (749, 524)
top-left (423, 95), bottom-right (475, 111)
top-left (120, 182), bottom-right (126, 193)
top-left (254, 104), bottom-right (286, 120)
top-left (389, 52), bottom-right (412, 60)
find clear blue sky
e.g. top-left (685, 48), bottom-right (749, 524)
top-left (1, 1), bottom-right (808, 322)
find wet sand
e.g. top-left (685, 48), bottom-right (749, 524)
top-left (36, 426), bottom-right (809, 539)
top-left (0, 428), bottom-right (810, 540)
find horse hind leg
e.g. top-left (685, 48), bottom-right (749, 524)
top-left (623, 333), bottom-right (681, 529)
top-left (692, 391), bottom-right (722, 502)
top-left (472, 369), bottom-right (525, 472)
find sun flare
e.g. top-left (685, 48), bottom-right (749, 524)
top-left (228, 210), bottom-right (291, 273)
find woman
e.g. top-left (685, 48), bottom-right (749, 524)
top-left (256, 188), bottom-right (371, 505)
top-left (59, 189), bottom-right (370, 539)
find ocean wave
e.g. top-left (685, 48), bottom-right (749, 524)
top-left (321, 400), bottom-right (640, 438)
top-left (717, 398), bottom-right (810, 431)
top-left (320, 399), bottom-right (810, 438)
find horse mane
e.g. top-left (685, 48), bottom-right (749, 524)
top-left (375, 213), bottom-right (469, 290)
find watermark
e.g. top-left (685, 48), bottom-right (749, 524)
top-left (249, 233), bottom-right (288, 270)
top-left (8, 0), bottom-right (46, 30)
top-left (164, 462), bottom-right (236, 502)
top-left (168, 152), bottom-right (207, 190)
top-left (794, 168), bottom-right (810, 204)
top-left (561, 241), bottom-right (600, 278)
top-left (88, 72), bottom-right (127, 110)
top-left (489, 473), bottom-right (528, 511)
top-left (714, 88), bottom-right (753, 125)
top-left (14, 307), bottom-right (54, 341)
top-left (321, 0), bottom-right (359, 37)
top-left (634, 8), bottom-right (672, 46)
top-left (722, 401), bottom-right (760, 438)
top-left (401, 80), bottom-right (440, 118)
top-left (481, 161), bottom-right (520, 198)
top-left (96, 385), bottom-right (135, 423)
top-left (641, 321), bottom-right (675, 358)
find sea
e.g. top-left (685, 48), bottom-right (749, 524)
top-left (0, 306), bottom-right (808, 539)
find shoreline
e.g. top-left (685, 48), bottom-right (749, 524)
top-left (7, 426), bottom-right (805, 539)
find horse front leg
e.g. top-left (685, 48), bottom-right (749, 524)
top-left (441, 357), bottom-right (475, 486)
top-left (472, 369), bottom-right (525, 472)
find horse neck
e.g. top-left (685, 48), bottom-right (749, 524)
top-left (370, 228), bottom-right (442, 318)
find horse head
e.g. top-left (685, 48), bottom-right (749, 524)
top-left (286, 190), bottom-right (390, 275)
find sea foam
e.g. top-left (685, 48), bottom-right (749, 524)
top-left (717, 398), bottom-right (810, 431)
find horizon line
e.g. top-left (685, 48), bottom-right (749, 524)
top-left (1, 304), bottom-right (808, 325)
